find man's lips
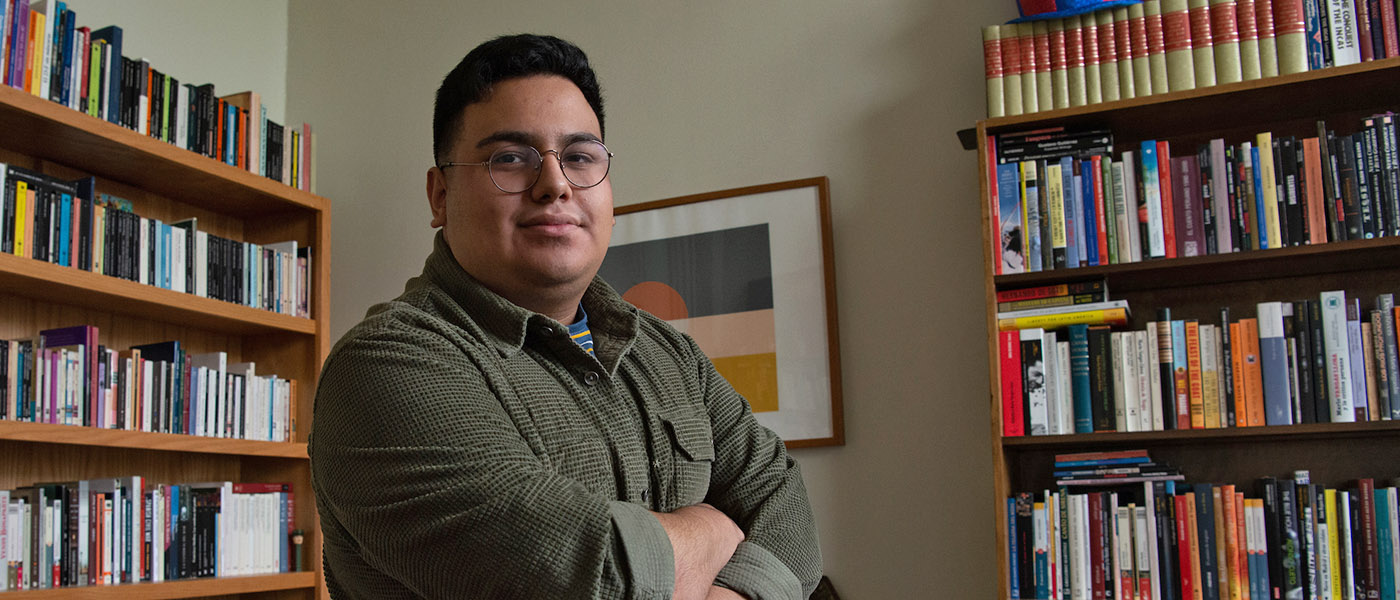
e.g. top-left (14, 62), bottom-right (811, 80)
top-left (520, 215), bottom-right (582, 235)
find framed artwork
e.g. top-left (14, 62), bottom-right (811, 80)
top-left (600, 177), bottom-right (844, 448)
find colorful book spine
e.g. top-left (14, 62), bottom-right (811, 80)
top-left (1320, 290), bottom-right (1356, 422)
top-left (1257, 301), bottom-right (1294, 425)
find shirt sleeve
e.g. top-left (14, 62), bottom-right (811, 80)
top-left (689, 337), bottom-right (824, 599)
top-left (311, 327), bottom-right (674, 599)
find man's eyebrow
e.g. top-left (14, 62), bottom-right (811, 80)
top-left (475, 131), bottom-right (603, 149)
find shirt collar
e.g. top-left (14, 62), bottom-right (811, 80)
top-left (416, 230), bottom-right (639, 373)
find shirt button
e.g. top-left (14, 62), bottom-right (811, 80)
top-left (583, 371), bottom-right (600, 385)
top-left (540, 326), bottom-right (555, 336)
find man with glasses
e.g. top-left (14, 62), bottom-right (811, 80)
top-left (310, 34), bottom-right (822, 600)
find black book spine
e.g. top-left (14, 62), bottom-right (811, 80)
top-left (1273, 137), bottom-right (1291, 247)
top-left (1382, 116), bottom-right (1400, 237)
top-left (1199, 144), bottom-right (1218, 255)
top-left (79, 194), bottom-right (92, 271)
top-left (1089, 324), bottom-right (1116, 432)
top-left (1156, 482), bottom-right (1179, 600)
top-left (1284, 136), bottom-right (1305, 246)
top-left (1338, 134), bottom-right (1363, 240)
top-left (1016, 492), bottom-right (1034, 598)
top-left (1220, 307), bottom-right (1237, 427)
top-left (1353, 132), bottom-right (1376, 238)
top-left (1279, 478), bottom-right (1303, 599)
top-left (1294, 479), bottom-right (1315, 599)
top-left (1258, 477), bottom-right (1284, 600)
top-left (1225, 144), bottom-right (1244, 252)
top-left (1293, 301), bottom-right (1316, 424)
top-left (1362, 122), bottom-right (1383, 238)
top-left (1194, 483), bottom-right (1220, 600)
top-left (2, 177), bottom-right (14, 254)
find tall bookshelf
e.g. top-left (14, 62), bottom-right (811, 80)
top-left (0, 78), bottom-right (329, 599)
top-left (976, 58), bottom-right (1400, 599)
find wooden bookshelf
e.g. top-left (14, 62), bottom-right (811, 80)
top-left (976, 60), bottom-right (1400, 600)
top-left (0, 78), bottom-right (329, 596)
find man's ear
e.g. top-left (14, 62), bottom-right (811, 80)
top-left (427, 166), bottom-right (448, 228)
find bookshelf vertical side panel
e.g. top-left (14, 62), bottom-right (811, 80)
top-left (978, 121), bottom-right (1014, 600)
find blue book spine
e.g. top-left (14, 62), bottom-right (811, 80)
top-left (1252, 146), bottom-right (1269, 249)
top-left (58, 6), bottom-right (74, 106)
top-left (280, 491), bottom-right (290, 571)
top-left (1054, 457), bottom-right (1152, 468)
top-left (1069, 323), bottom-right (1094, 433)
top-left (1008, 497), bottom-right (1020, 599)
top-left (1061, 156), bottom-right (1080, 269)
top-left (1024, 163), bottom-right (1043, 272)
top-left (1258, 302), bottom-right (1294, 425)
top-left (1377, 488), bottom-right (1395, 600)
top-left (58, 193), bottom-right (72, 266)
top-left (1171, 320), bottom-right (1188, 423)
top-left (8, 0), bottom-right (29, 90)
top-left (1302, 0), bottom-right (1325, 70)
top-left (997, 163), bottom-right (1025, 275)
top-left (1082, 160), bottom-right (1100, 266)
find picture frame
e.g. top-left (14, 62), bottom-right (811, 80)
top-left (600, 177), bottom-right (844, 448)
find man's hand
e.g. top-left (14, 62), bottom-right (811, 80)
top-left (707, 585), bottom-right (748, 599)
top-left (653, 504), bottom-right (745, 600)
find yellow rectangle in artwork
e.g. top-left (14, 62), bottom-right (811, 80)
top-left (711, 352), bottom-right (779, 413)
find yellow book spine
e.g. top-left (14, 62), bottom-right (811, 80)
top-left (1187, 320), bottom-right (1205, 428)
top-left (997, 307), bottom-right (1130, 332)
top-left (13, 181), bottom-right (27, 257)
top-left (1326, 489), bottom-right (1341, 598)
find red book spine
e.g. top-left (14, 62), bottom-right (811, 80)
top-left (1157, 141), bottom-right (1179, 258)
top-left (1212, 0), bottom-right (1241, 45)
top-left (1001, 330), bottom-right (1025, 437)
top-left (1093, 154), bottom-right (1110, 261)
top-left (1356, 0), bottom-right (1376, 61)
top-left (1380, 0), bottom-right (1400, 57)
top-left (1176, 493), bottom-right (1197, 600)
top-left (1090, 492), bottom-right (1107, 600)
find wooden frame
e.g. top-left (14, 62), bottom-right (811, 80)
top-left (604, 177), bottom-right (844, 448)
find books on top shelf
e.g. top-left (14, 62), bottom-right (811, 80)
top-left (0, 326), bottom-right (298, 442)
top-left (988, 113), bottom-right (1400, 276)
top-left (998, 286), bottom-right (1400, 437)
top-left (0, 3), bottom-right (314, 192)
top-left (0, 477), bottom-right (298, 591)
top-left (0, 164), bottom-right (314, 318)
top-left (1007, 469), bottom-right (1400, 600)
top-left (982, 0), bottom-right (1397, 118)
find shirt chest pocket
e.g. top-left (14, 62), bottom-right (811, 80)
top-left (659, 411), bottom-right (714, 508)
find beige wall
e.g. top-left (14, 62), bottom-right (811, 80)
top-left (75, 0), bottom-right (289, 124)
top-left (285, 1), bottom-right (1013, 596)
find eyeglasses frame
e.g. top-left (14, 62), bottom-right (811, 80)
top-left (437, 140), bottom-right (615, 193)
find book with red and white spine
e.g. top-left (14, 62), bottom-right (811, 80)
top-left (1066, 15), bottom-right (1090, 107)
top-left (1130, 3), bottom-right (1155, 95)
top-left (1001, 24), bottom-right (1025, 117)
top-left (1163, 0), bottom-right (1198, 91)
top-left (1211, 0), bottom-right (1245, 83)
top-left (1083, 10), bottom-right (1105, 105)
top-left (1190, 0), bottom-right (1219, 87)
top-left (1034, 21), bottom-right (1053, 113)
top-left (1114, 7), bottom-right (1137, 100)
top-left (1145, 0), bottom-right (1171, 93)
top-left (1237, 0), bottom-right (1265, 79)
top-left (1049, 19), bottom-right (1071, 110)
top-left (984, 26), bottom-right (1006, 118)
top-left (1272, 0), bottom-right (1309, 73)
top-left (1255, 0), bottom-right (1280, 76)
top-left (1019, 22), bottom-right (1041, 114)
top-left (1097, 8), bottom-right (1123, 103)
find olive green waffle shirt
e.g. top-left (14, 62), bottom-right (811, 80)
top-left (310, 233), bottom-right (822, 599)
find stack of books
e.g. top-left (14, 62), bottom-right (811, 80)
top-left (1008, 469), bottom-right (1400, 600)
top-left (0, 1), bottom-right (314, 190)
top-left (989, 116), bottom-right (1400, 276)
top-left (0, 478), bottom-right (298, 591)
top-left (999, 288), bottom-right (1400, 437)
top-left (982, 0), bottom-right (1400, 119)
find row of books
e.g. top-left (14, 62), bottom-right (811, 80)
top-left (0, 477), bottom-right (299, 591)
top-left (2, 164), bottom-right (313, 318)
top-left (0, 1), bottom-right (314, 190)
top-left (999, 288), bottom-right (1400, 437)
top-left (983, 0), bottom-right (1399, 118)
top-left (990, 114), bottom-right (1399, 276)
top-left (0, 326), bottom-right (297, 442)
top-left (1009, 459), bottom-right (1400, 600)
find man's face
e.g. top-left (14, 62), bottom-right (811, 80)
top-left (428, 75), bottom-right (613, 305)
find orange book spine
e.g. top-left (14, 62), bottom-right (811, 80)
top-left (1235, 491), bottom-right (1250, 600)
top-left (1302, 137), bottom-right (1327, 245)
top-left (1187, 320), bottom-right (1205, 428)
top-left (1240, 317), bottom-right (1265, 426)
top-left (1158, 141), bottom-right (1179, 258)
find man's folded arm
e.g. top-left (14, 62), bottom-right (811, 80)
top-left (312, 333), bottom-right (674, 599)
top-left (689, 338), bottom-right (823, 600)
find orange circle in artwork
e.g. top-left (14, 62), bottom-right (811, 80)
top-left (622, 281), bottom-right (689, 320)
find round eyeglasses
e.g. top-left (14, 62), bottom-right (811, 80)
top-left (438, 140), bottom-right (614, 193)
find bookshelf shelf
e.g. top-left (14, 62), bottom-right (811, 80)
top-left (977, 56), bottom-right (1400, 600)
top-left (0, 41), bottom-right (330, 598)
top-left (0, 85), bottom-right (326, 218)
top-left (0, 572), bottom-right (315, 599)
top-left (0, 421), bottom-right (308, 459)
top-left (0, 252), bottom-right (317, 336)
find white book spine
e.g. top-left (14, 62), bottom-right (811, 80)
top-left (1046, 331), bottom-right (1061, 435)
top-left (1136, 330), bottom-right (1153, 432)
top-left (1112, 331), bottom-right (1131, 431)
top-left (1058, 340), bottom-right (1074, 435)
top-left (1147, 325), bottom-right (1165, 431)
top-left (1320, 290), bottom-right (1356, 422)
top-left (1326, 0), bottom-right (1361, 66)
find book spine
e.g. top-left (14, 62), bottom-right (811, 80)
top-left (1084, 11), bottom-right (1105, 106)
top-left (1019, 22), bottom-right (1041, 114)
top-left (1130, 3), bottom-right (1155, 98)
top-left (1255, 0), bottom-right (1281, 76)
top-left (1050, 19), bottom-right (1071, 110)
top-left (1034, 21), bottom-right (1053, 112)
top-left (1189, 0), bottom-right (1219, 87)
top-left (1273, 0), bottom-right (1310, 72)
top-left (1163, 0), bottom-right (1199, 91)
top-left (1098, 9), bottom-right (1123, 103)
top-left (1002, 330), bottom-right (1025, 437)
top-left (1320, 290), bottom-right (1356, 422)
top-left (1115, 7), bottom-right (1137, 100)
top-left (1238, 0), bottom-right (1265, 79)
top-left (1067, 16), bottom-right (1089, 107)
top-left (1327, 0), bottom-right (1362, 65)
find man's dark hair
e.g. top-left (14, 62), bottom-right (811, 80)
top-left (433, 34), bottom-right (605, 164)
